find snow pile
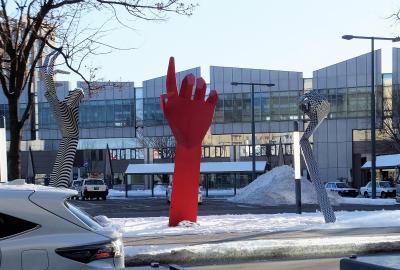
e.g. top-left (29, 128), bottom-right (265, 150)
top-left (228, 165), bottom-right (340, 206)
top-left (94, 215), bottom-right (124, 232)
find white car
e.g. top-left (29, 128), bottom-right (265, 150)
top-left (78, 179), bottom-right (108, 200)
top-left (166, 183), bottom-right (203, 204)
top-left (0, 183), bottom-right (124, 269)
top-left (359, 181), bottom-right (396, 198)
top-left (325, 182), bottom-right (359, 197)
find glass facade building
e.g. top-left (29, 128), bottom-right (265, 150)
top-left (2, 48), bottom-right (400, 188)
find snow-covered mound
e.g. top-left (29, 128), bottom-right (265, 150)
top-left (228, 165), bottom-right (340, 206)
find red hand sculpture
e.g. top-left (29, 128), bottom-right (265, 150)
top-left (161, 57), bottom-right (218, 226)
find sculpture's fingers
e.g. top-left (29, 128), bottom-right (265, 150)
top-left (206, 90), bottom-right (218, 107)
top-left (160, 94), bottom-right (168, 112)
top-left (194, 77), bottom-right (206, 101)
top-left (41, 52), bottom-right (54, 75)
top-left (166, 57), bottom-right (178, 96)
top-left (179, 74), bottom-right (195, 99)
top-left (48, 51), bottom-right (60, 76)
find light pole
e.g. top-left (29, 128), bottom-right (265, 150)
top-left (231, 81), bottom-right (275, 181)
top-left (342, 34), bottom-right (400, 198)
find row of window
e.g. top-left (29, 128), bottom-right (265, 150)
top-left (142, 86), bottom-right (386, 126)
top-left (38, 99), bottom-right (136, 129)
top-left (0, 85), bottom-right (391, 131)
top-left (110, 148), bottom-right (145, 160)
top-left (239, 144), bottom-right (293, 157)
top-left (122, 144), bottom-right (294, 161)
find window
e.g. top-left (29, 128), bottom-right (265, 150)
top-left (84, 179), bottom-right (104, 185)
top-left (336, 183), bottom-right (349, 188)
top-left (379, 182), bottom-right (390, 188)
top-left (0, 212), bottom-right (38, 239)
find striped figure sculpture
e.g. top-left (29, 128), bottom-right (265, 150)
top-left (40, 52), bottom-right (84, 188)
top-left (299, 90), bottom-right (336, 223)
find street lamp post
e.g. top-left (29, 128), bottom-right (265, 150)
top-left (342, 34), bottom-right (400, 199)
top-left (231, 81), bottom-right (275, 181)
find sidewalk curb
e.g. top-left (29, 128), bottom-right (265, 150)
top-left (125, 236), bottom-right (400, 266)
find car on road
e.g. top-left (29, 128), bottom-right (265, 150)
top-left (78, 179), bottom-right (108, 200)
top-left (166, 182), bottom-right (203, 204)
top-left (0, 183), bottom-right (124, 269)
top-left (325, 182), bottom-right (359, 197)
top-left (360, 181), bottom-right (396, 198)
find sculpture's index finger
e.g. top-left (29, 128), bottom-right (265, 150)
top-left (166, 57), bottom-right (178, 95)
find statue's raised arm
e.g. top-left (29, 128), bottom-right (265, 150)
top-left (40, 51), bottom-right (84, 188)
top-left (299, 90), bottom-right (336, 223)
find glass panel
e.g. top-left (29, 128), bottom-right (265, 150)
top-left (224, 94), bottom-right (233, 123)
top-left (214, 96), bottom-right (224, 123)
top-left (242, 93), bottom-right (251, 122)
top-left (233, 93), bottom-right (242, 122)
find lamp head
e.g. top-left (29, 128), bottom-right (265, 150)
top-left (231, 82), bottom-right (239, 86)
top-left (393, 37), bottom-right (400, 43)
top-left (342, 35), bottom-right (354, 40)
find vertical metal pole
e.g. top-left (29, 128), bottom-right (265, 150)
top-left (206, 174), bottom-right (209, 197)
top-left (151, 175), bottom-right (154, 197)
top-left (295, 178), bottom-right (302, 214)
top-left (234, 173), bottom-right (237, 195)
top-left (125, 174), bottom-right (128, 198)
top-left (251, 84), bottom-right (256, 181)
top-left (293, 121), bottom-right (302, 214)
top-left (0, 116), bottom-right (7, 182)
top-left (371, 38), bottom-right (377, 199)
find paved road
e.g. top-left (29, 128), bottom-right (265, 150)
top-left (70, 196), bottom-right (400, 218)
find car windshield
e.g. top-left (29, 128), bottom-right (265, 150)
top-left (336, 183), bottom-right (349, 188)
top-left (379, 182), bottom-right (391, 188)
top-left (85, 179), bottom-right (104, 185)
top-left (64, 201), bottom-right (103, 231)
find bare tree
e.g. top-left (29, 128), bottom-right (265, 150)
top-left (136, 127), bottom-right (175, 158)
top-left (378, 98), bottom-right (400, 152)
top-left (0, 0), bottom-right (195, 179)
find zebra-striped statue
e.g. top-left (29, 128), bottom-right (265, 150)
top-left (40, 51), bottom-right (84, 188)
top-left (299, 90), bottom-right (336, 223)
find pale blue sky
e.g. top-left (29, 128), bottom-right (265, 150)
top-left (60, 0), bottom-right (400, 86)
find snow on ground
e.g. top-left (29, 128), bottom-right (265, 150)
top-left (108, 185), bottom-right (167, 197)
top-left (124, 234), bottom-right (400, 258)
top-left (0, 181), bottom-right (77, 195)
top-left (228, 165), bottom-right (341, 206)
top-left (340, 197), bottom-right (397, 205)
top-left (206, 189), bottom-right (235, 196)
top-left (111, 210), bottom-right (400, 238)
top-left (108, 186), bottom-right (235, 197)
